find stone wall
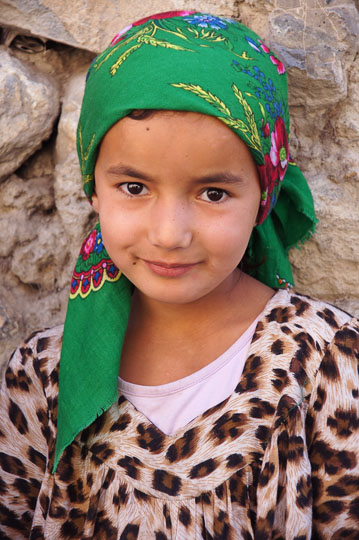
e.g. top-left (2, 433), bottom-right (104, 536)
top-left (0, 0), bottom-right (358, 369)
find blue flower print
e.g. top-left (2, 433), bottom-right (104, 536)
top-left (273, 101), bottom-right (284, 117)
top-left (245, 36), bottom-right (261, 53)
top-left (184, 14), bottom-right (233, 30)
top-left (232, 64), bottom-right (268, 86)
top-left (253, 66), bottom-right (265, 81)
top-left (231, 59), bottom-right (283, 119)
top-left (265, 100), bottom-right (284, 119)
top-left (265, 78), bottom-right (276, 92)
top-left (232, 60), bottom-right (254, 77)
top-left (262, 78), bottom-right (276, 102)
top-left (94, 231), bottom-right (104, 254)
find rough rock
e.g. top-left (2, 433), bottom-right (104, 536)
top-left (10, 213), bottom-right (69, 290)
top-left (0, 0), bottom-right (238, 54)
top-left (54, 70), bottom-right (97, 252)
top-left (0, 302), bottom-right (18, 342)
top-left (0, 170), bottom-right (67, 291)
top-left (0, 301), bottom-right (19, 376)
top-left (0, 173), bottom-right (54, 213)
top-left (290, 174), bottom-right (359, 302)
top-left (270, 1), bottom-right (359, 313)
top-left (269, 3), bottom-right (359, 110)
top-left (0, 174), bottom-right (54, 257)
top-left (55, 151), bottom-right (97, 254)
top-left (55, 70), bottom-right (86, 163)
top-left (0, 49), bottom-right (60, 180)
top-left (0, 173), bottom-right (75, 294)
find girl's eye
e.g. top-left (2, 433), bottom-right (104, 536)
top-left (200, 188), bottom-right (228, 203)
top-left (120, 182), bottom-right (148, 196)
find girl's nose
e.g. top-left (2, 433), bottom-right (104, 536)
top-left (148, 198), bottom-right (193, 250)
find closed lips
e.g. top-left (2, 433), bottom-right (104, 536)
top-left (144, 260), bottom-right (196, 268)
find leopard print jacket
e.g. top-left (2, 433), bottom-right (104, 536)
top-left (0, 290), bottom-right (359, 539)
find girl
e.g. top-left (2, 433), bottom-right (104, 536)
top-left (1, 11), bottom-right (359, 539)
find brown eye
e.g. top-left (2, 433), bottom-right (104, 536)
top-left (202, 188), bottom-right (228, 202)
top-left (120, 182), bottom-right (148, 196)
top-left (127, 182), bottom-right (144, 195)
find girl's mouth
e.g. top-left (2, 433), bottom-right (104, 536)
top-left (143, 259), bottom-right (198, 277)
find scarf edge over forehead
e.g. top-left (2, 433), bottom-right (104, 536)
top-left (53, 11), bottom-right (317, 473)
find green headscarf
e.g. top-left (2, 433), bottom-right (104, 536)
top-left (54, 11), bottom-right (317, 472)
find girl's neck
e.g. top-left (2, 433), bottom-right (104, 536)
top-left (129, 271), bottom-right (273, 337)
top-left (119, 272), bottom-right (274, 385)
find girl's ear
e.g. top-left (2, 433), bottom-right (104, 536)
top-left (92, 188), bottom-right (99, 212)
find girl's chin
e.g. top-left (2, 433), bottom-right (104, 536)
top-left (132, 278), bottom-right (239, 307)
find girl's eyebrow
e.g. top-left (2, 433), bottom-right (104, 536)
top-left (106, 164), bottom-right (245, 185)
top-left (194, 172), bottom-right (245, 185)
top-left (106, 164), bottom-right (151, 181)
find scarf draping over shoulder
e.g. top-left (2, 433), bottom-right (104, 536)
top-left (54, 11), bottom-right (317, 472)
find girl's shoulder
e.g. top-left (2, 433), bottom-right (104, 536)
top-left (266, 288), bottom-right (356, 336)
top-left (261, 288), bottom-right (359, 381)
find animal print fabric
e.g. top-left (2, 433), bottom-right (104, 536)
top-left (1, 290), bottom-right (359, 539)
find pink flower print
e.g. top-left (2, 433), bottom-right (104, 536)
top-left (270, 55), bottom-right (285, 75)
top-left (258, 39), bottom-right (270, 54)
top-left (261, 118), bottom-right (270, 138)
top-left (110, 11), bottom-right (195, 46)
top-left (270, 117), bottom-right (289, 180)
top-left (257, 153), bottom-right (278, 222)
top-left (111, 25), bottom-right (133, 45)
top-left (246, 36), bottom-right (261, 53)
top-left (81, 230), bottom-right (97, 260)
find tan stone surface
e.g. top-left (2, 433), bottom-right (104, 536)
top-left (277, 1), bottom-right (359, 313)
top-left (0, 42), bottom-right (95, 368)
top-left (289, 174), bottom-right (359, 302)
top-left (0, 1), bottom-right (359, 370)
top-left (54, 69), bottom-right (97, 251)
top-left (0, 0), bottom-right (238, 53)
top-left (0, 48), bottom-right (60, 180)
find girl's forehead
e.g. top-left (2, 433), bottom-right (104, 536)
top-left (102, 111), bottom-right (250, 151)
top-left (95, 111), bottom-right (259, 191)
top-left (98, 111), bottom-right (257, 172)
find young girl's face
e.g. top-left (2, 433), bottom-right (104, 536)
top-left (93, 112), bottom-right (261, 306)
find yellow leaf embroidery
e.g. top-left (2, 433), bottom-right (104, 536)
top-left (157, 25), bottom-right (192, 42)
top-left (233, 51), bottom-right (254, 61)
top-left (110, 43), bottom-right (143, 76)
top-left (258, 101), bottom-right (267, 120)
top-left (171, 82), bottom-right (262, 153)
top-left (171, 83), bottom-right (232, 117)
top-left (78, 127), bottom-right (95, 173)
top-left (139, 35), bottom-right (194, 52)
top-left (232, 84), bottom-right (261, 152)
top-left (82, 174), bottom-right (94, 186)
top-left (94, 26), bottom-right (150, 72)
